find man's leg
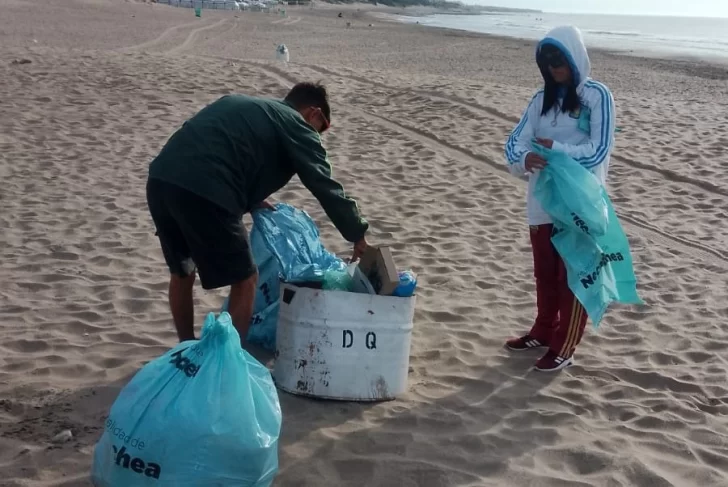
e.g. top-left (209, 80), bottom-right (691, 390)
top-left (169, 272), bottom-right (197, 342)
top-left (147, 178), bottom-right (198, 342)
top-left (226, 272), bottom-right (258, 347)
top-left (167, 187), bottom-right (259, 347)
top-left (195, 251), bottom-right (258, 346)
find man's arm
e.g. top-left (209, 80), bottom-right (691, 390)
top-left (285, 127), bottom-right (369, 243)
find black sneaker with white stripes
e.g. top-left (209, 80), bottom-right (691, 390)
top-left (505, 334), bottom-right (546, 351)
top-left (534, 350), bottom-right (574, 372)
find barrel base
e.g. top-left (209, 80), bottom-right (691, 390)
top-left (275, 382), bottom-right (398, 402)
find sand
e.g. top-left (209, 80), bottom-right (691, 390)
top-left (2, 0), bottom-right (728, 485)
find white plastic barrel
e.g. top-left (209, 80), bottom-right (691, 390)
top-left (273, 283), bottom-right (416, 401)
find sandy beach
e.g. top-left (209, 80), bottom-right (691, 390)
top-left (2, 0), bottom-right (728, 485)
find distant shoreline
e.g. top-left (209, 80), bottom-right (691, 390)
top-left (368, 9), bottom-right (728, 79)
top-left (316, 1), bottom-right (540, 15)
top-left (369, 9), bottom-right (728, 74)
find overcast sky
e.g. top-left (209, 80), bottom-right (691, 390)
top-left (471, 0), bottom-right (728, 17)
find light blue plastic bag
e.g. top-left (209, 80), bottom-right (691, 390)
top-left (91, 312), bottom-right (282, 487)
top-left (532, 144), bottom-right (643, 326)
top-left (232, 224), bottom-right (283, 352)
top-left (532, 143), bottom-right (609, 237)
top-left (222, 203), bottom-right (347, 351)
top-left (252, 203), bottom-right (347, 282)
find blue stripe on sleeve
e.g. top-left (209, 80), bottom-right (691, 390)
top-left (575, 81), bottom-right (614, 168)
top-left (505, 91), bottom-right (541, 164)
top-left (505, 114), bottom-right (529, 163)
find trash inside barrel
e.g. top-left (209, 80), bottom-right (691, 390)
top-left (219, 203), bottom-right (418, 401)
top-left (222, 204), bottom-right (417, 354)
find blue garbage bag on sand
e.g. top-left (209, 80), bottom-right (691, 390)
top-left (222, 203), bottom-right (347, 351)
top-left (91, 312), bottom-right (282, 487)
top-left (532, 144), bottom-right (643, 327)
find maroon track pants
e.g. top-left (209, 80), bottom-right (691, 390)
top-left (528, 224), bottom-right (588, 358)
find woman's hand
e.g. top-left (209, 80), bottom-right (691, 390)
top-left (535, 138), bottom-right (554, 149)
top-left (525, 152), bottom-right (547, 173)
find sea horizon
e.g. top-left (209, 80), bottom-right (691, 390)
top-left (392, 10), bottom-right (728, 61)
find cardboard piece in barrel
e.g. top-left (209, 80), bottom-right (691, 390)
top-left (357, 246), bottom-right (399, 296)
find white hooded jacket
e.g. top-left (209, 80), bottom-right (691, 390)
top-left (505, 25), bottom-right (616, 226)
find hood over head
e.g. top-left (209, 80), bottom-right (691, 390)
top-left (536, 25), bottom-right (591, 88)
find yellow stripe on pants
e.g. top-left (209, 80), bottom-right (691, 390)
top-left (560, 298), bottom-right (583, 358)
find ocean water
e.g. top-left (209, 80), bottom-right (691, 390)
top-left (395, 11), bottom-right (728, 60)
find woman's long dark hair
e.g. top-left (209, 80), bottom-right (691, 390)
top-left (537, 60), bottom-right (581, 116)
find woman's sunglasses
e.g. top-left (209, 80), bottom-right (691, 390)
top-left (539, 46), bottom-right (567, 69)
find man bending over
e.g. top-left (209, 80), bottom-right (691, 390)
top-left (146, 82), bottom-right (370, 346)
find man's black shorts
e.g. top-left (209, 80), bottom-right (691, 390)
top-left (146, 178), bottom-right (256, 290)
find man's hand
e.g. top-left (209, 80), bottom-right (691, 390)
top-left (535, 138), bottom-right (554, 149)
top-left (525, 152), bottom-right (547, 173)
top-left (351, 236), bottom-right (369, 263)
top-left (252, 200), bottom-right (276, 211)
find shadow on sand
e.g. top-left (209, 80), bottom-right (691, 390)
top-left (1, 341), bottom-right (556, 487)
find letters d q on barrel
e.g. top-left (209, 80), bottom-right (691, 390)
top-left (274, 282), bottom-right (416, 401)
top-left (342, 330), bottom-right (377, 349)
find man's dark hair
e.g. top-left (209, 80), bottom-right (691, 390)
top-left (284, 82), bottom-right (331, 122)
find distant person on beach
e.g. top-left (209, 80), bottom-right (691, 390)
top-left (146, 83), bottom-right (370, 346)
top-left (503, 25), bottom-right (616, 372)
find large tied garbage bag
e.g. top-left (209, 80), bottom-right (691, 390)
top-left (531, 144), bottom-right (643, 326)
top-left (223, 203), bottom-right (347, 351)
top-left (91, 312), bottom-right (282, 487)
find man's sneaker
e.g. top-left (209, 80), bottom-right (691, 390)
top-left (505, 335), bottom-right (546, 352)
top-left (534, 350), bottom-right (573, 372)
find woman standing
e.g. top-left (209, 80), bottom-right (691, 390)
top-left (504, 25), bottom-right (616, 372)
